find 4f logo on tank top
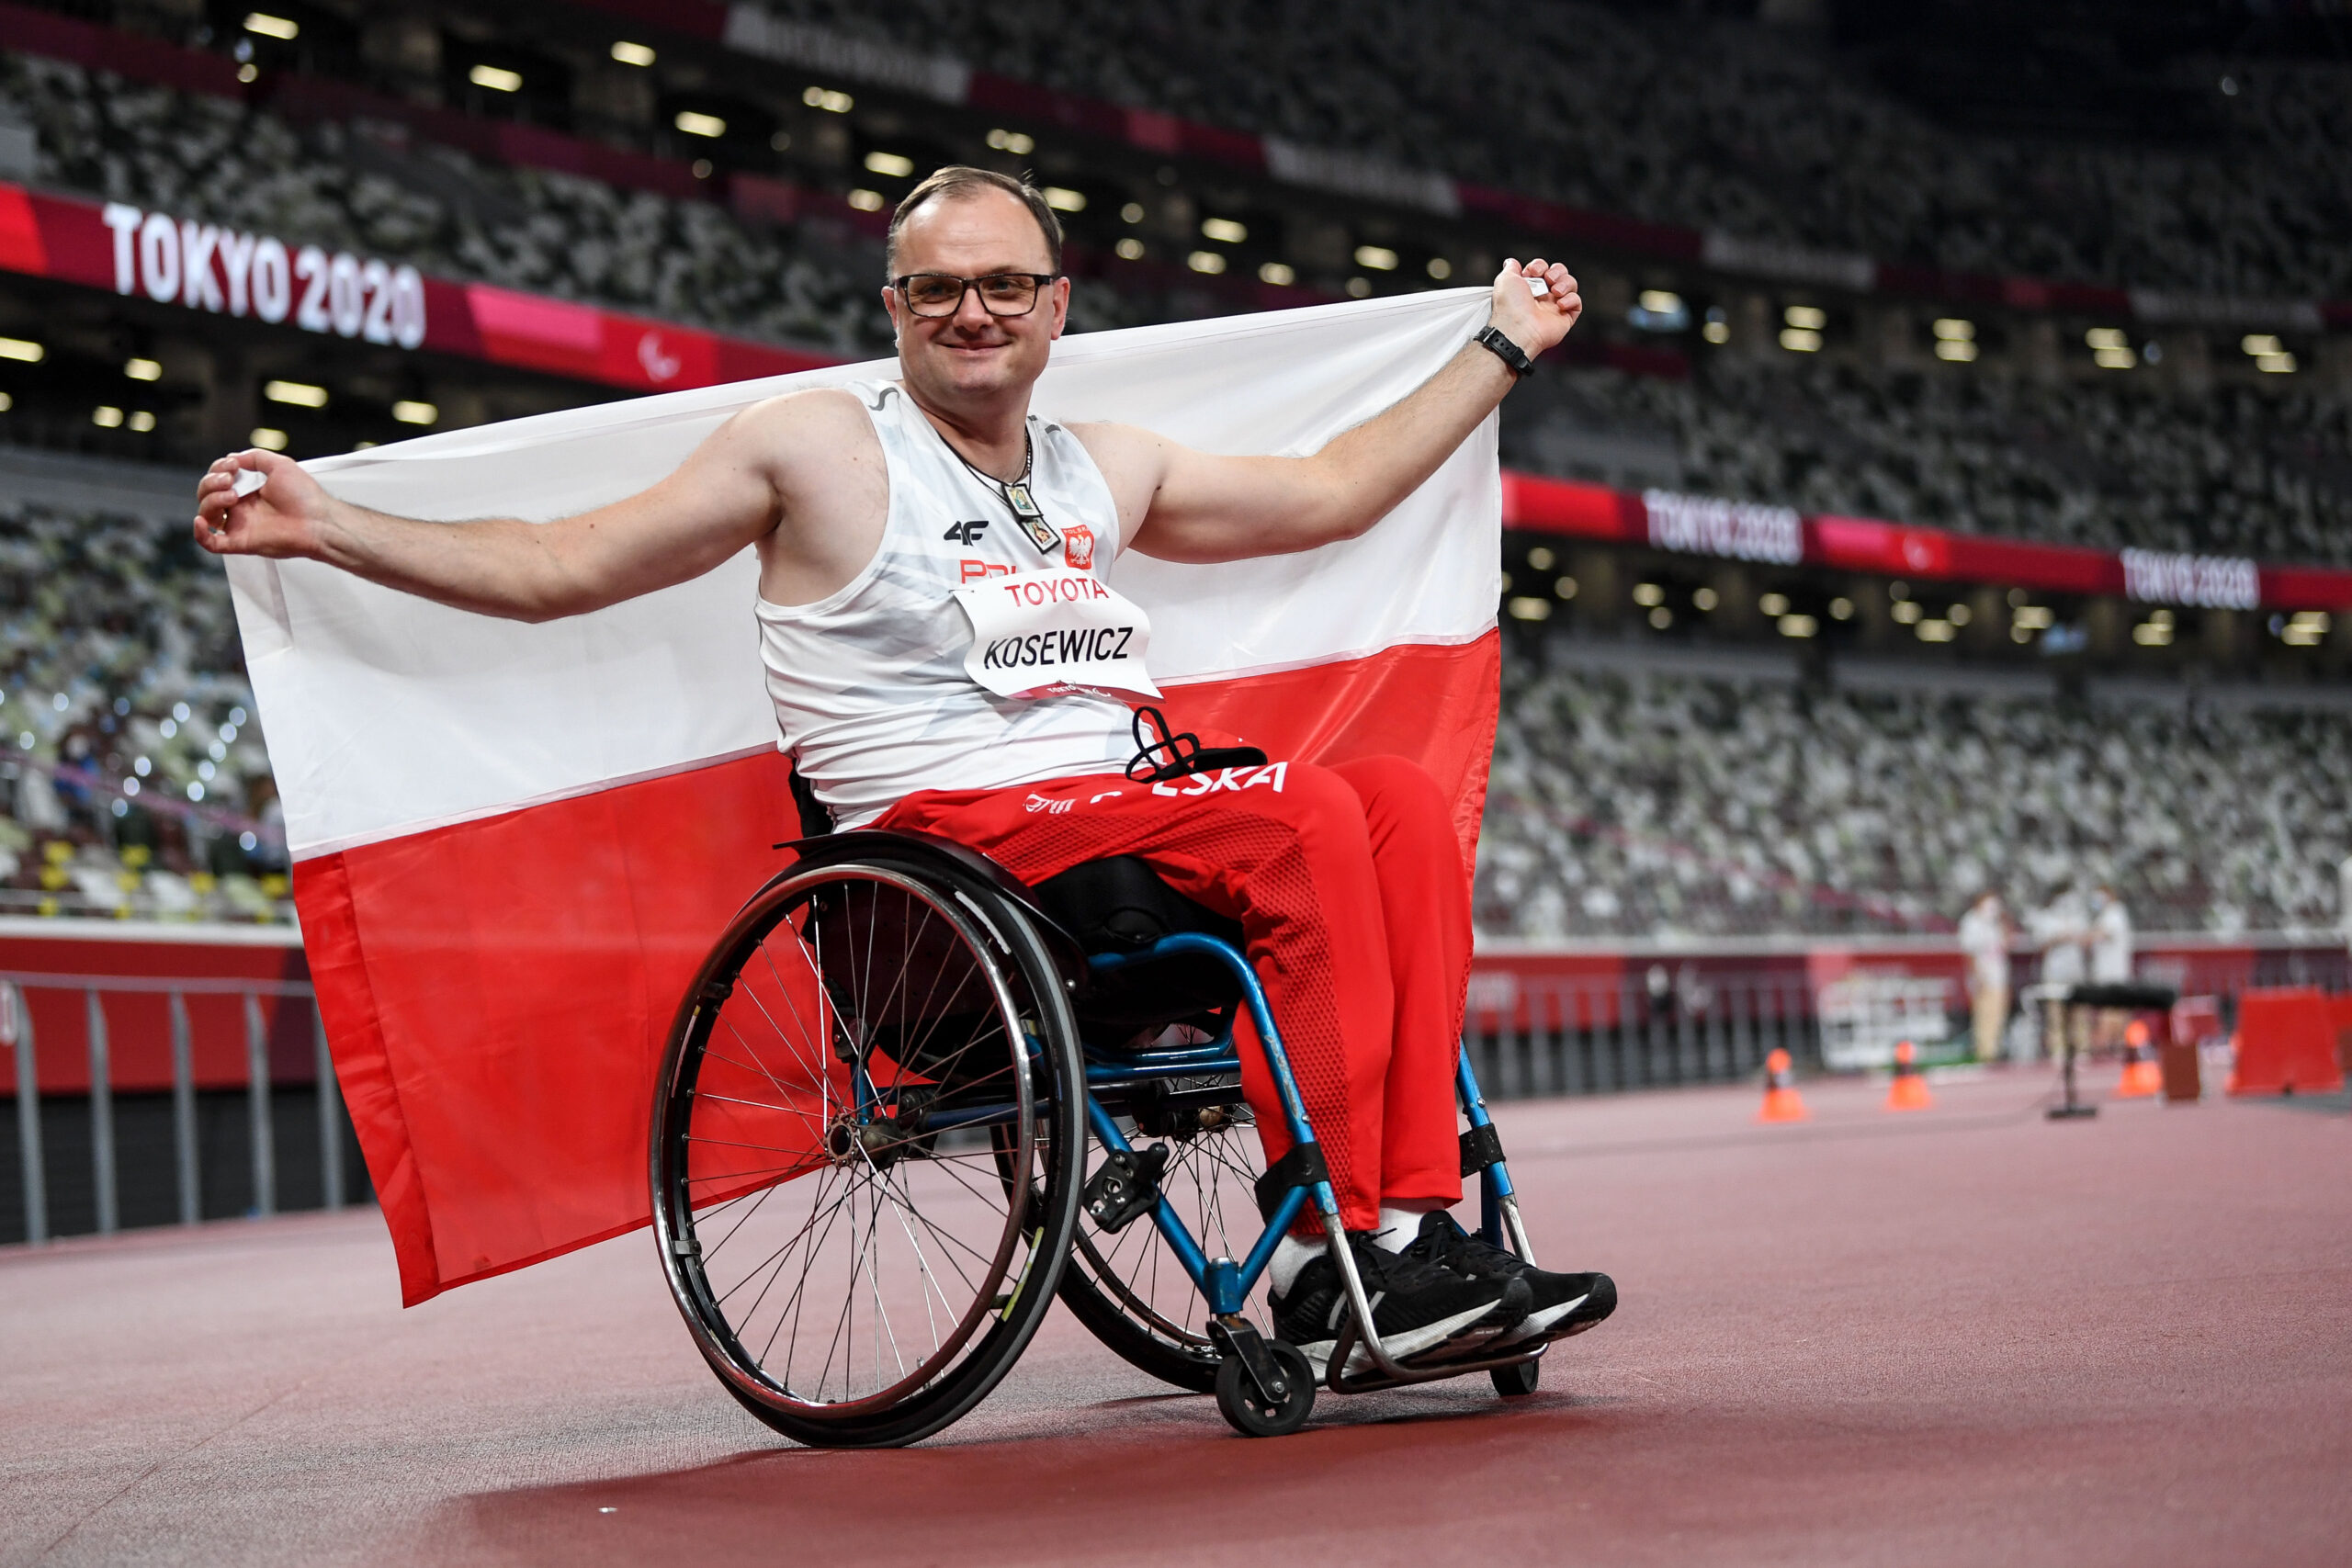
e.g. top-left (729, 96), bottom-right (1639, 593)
top-left (951, 567), bottom-right (1159, 701)
top-left (943, 520), bottom-right (989, 546)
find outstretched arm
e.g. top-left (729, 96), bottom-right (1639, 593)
top-left (1100, 258), bottom-right (1580, 565)
top-left (192, 395), bottom-right (810, 622)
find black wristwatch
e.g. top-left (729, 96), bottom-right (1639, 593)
top-left (1475, 324), bottom-right (1536, 379)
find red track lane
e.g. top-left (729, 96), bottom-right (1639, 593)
top-left (5, 1069), bottom-right (2348, 1566)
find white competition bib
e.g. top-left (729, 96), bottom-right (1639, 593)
top-left (952, 568), bottom-right (1161, 700)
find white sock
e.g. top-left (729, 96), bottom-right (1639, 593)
top-left (1372, 1203), bottom-right (1439, 1254)
top-left (1268, 1234), bottom-right (1322, 1296)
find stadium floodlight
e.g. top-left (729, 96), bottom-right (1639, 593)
top-left (243, 12), bottom-right (299, 40)
top-left (0, 335), bottom-right (42, 363)
top-left (1692, 586), bottom-right (1719, 611)
top-left (2255, 352), bottom-right (2297, 374)
top-left (1527, 546), bottom-right (1555, 570)
top-left (1779, 327), bottom-right (1822, 353)
top-left (1354, 245), bottom-right (1399, 271)
top-left (1758, 592), bottom-right (1788, 616)
top-left (1935, 339), bottom-right (1978, 362)
top-left (2012, 605), bottom-right (2054, 630)
top-left (0, 392), bottom-right (12, 412)
top-left (805, 86), bottom-right (854, 113)
top-left (1115, 238), bottom-right (1146, 261)
top-left (1508, 596), bottom-right (1552, 622)
top-left (250, 426), bottom-right (289, 451)
top-left (469, 64), bottom-right (524, 93)
top-left (1042, 187), bottom-right (1087, 212)
top-left (1779, 614), bottom-right (1818, 638)
top-left (2085, 327), bottom-right (2128, 350)
top-left (125, 357), bottom-right (162, 380)
top-left (1892, 600), bottom-right (1924, 624)
top-left (1828, 597), bottom-right (1853, 620)
top-left (1648, 606), bottom-right (1673, 629)
top-left (2132, 621), bottom-right (2173, 647)
top-left (265, 379), bottom-right (329, 408)
top-left (1427, 257), bottom-right (1453, 279)
top-left (1256, 261), bottom-right (1295, 285)
top-left (1186, 251), bottom-right (1227, 275)
top-left (1556, 577), bottom-right (1578, 600)
top-left (92, 405), bottom-right (124, 428)
top-left (2241, 333), bottom-right (2281, 356)
top-left (985, 128), bottom-right (1035, 154)
top-left (846, 189), bottom-right (884, 211)
top-left (1948, 604), bottom-right (1973, 626)
top-left (1933, 318), bottom-right (1974, 341)
top-left (1201, 218), bottom-right (1247, 244)
top-left (1916, 619), bottom-right (1955, 642)
top-left (1120, 202), bottom-right (1145, 223)
top-left (1634, 582), bottom-right (1666, 608)
top-left (2093, 346), bottom-right (2135, 369)
top-left (610, 41), bottom-right (656, 67)
top-left (1783, 305), bottom-right (1826, 331)
top-left (392, 400), bottom-right (437, 425)
top-left (678, 112), bottom-right (729, 140)
top-left (129, 412), bottom-right (154, 433)
top-left (862, 150), bottom-right (913, 176)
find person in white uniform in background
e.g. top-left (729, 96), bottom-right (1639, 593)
top-left (1957, 890), bottom-right (2011, 1062)
top-left (2030, 886), bottom-right (2087, 1062)
top-left (2088, 884), bottom-right (2134, 1050)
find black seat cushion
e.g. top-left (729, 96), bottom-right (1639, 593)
top-left (1032, 856), bottom-right (1246, 1040)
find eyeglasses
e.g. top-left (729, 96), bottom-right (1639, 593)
top-left (893, 272), bottom-right (1058, 318)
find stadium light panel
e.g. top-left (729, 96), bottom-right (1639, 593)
top-left (1186, 251), bottom-right (1227, 276)
top-left (0, 336), bottom-right (42, 363)
top-left (2085, 327), bottom-right (2128, 350)
top-left (1829, 597), bottom-right (1853, 620)
top-left (2241, 334), bottom-right (2281, 356)
top-left (1702, 320), bottom-right (1730, 344)
top-left (804, 87), bottom-right (854, 113)
top-left (265, 380), bottom-right (328, 408)
top-left (2012, 606), bottom-right (2053, 629)
top-left (1257, 261), bottom-right (1295, 285)
top-left (862, 150), bottom-right (913, 176)
top-left (243, 12), bottom-right (299, 40)
top-left (1527, 547), bottom-right (1555, 570)
top-left (92, 405), bottom-right (123, 428)
top-left (1758, 592), bottom-right (1788, 616)
top-left (1201, 218), bottom-right (1248, 244)
top-left (1427, 257), bottom-right (1453, 280)
top-left (1634, 582), bottom-right (1666, 607)
top-left (1934, 339), bottom-right (1977, 362)
top-left (691, 159), bottom-right (712, 179)
top-left (469, 64), bottom-right (524, 93)
top-left (1779, 327), bottom-right (1822, 353)
top-left (128, 412), bottom-right (154, 433)
top-left (1783, 305), bottom-right (1826, 331)
top-left (249, 427), bottom-right (288, 451)
top-left (1693, 586), bottom-right (1719, 611)
top-left (1120, 202), bottom-right (1145, 224)
top-left (678, 112), bottom-right (730, 140)
top-left (1893, 600), bottom-right (1923, 624)
top-left (846, 189), bottom-right (884, 211)
top-left (610, 41), bottom-right (656, 67)
top-left (1042, 187), bottom-right (1086, 212)
top-left (392, 400), bottom-right (437, 425)
top-left (1779, 614), bottom-right (1818, 638)
top-left (1917, 619), bottom-right (1955, 642)
top-left (1555, 577), bottom-right (1578, 600)
top-left (1115, 238), bottom-right (1146, 261)
top-left (1948, 604), bottom-right (1972, 626)
top-left (2093, 346), bottom-right (2135, 369)
top-left (985, 129), bottom-right (1034, 154)
top-left (1648, 606), bottom-right (1673, 629)
top-left (2132, 622), bottom-right (2173, 647)
top-left (0, 392), bottom-right (12, 412)
top-left (1346, 278), bottom-right (1372, 298)
top-left (1933, 318), bottom-right (1974, 341)
top-left (2256, 352), bottom-right (2296, 374)
top-left (125, 357), bottom-right (162, 381)
top-left (1508, 596), bottom-right (1552, 622)
top-left (1354, 245), bottom-right (1399, 271)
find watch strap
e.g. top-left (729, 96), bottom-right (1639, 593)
top-left (1475, 325), bottom-right (1536, 378)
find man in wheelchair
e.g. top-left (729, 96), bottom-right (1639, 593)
top-left (197, 167), bottom-right (1613, 1404)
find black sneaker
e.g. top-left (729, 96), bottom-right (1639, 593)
top-left (1270, 1232), bottom-right (1532, 1375)
top-left (1405, 1210), bottom-right (1616, 1348)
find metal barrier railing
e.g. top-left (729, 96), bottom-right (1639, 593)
top-left (1467, 973), bottom-right (1821, 1100)
top-left (2, 972), bottom-right (345, 1246)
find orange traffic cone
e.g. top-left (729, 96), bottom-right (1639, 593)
top-left (2115, 1019), bottom-right (2162, 1099)
top-left (1758, 1047), bottom-right (1809, 1122)
top-left (1885, 1039), bottom-right (1933, 1111)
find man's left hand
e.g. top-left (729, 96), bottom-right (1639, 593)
top-left (1487, 258), bottom-right (1582, 361)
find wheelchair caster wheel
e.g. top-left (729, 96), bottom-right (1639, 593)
top-left (1215, 1341), bottom-right (1316, 1437)
top-left (1490, 1358), bottom-right (1540, 1398)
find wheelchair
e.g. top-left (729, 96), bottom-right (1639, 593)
top-left (648, 822), bottom-right (1548, 1448)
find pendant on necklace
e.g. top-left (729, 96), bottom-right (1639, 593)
top-left (1004, 480), bottom-right (1062, 555)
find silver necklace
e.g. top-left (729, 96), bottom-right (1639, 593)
top-left (950, 429), bottom-right (1062, 556)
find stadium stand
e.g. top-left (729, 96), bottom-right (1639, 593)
top-left (1478, 659), bottom-right (2352, 940)
top-left (734, 0), bottom-right (2352, 299)
top-left (0, 492), bottom-right (288, 922)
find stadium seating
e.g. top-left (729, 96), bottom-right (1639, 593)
top-left (0, 500), bottom-right (289, 922)
top-left (1477, 661), bottom-right (2352, 940)
top-left (744, 0), bottom-right (2352, 299)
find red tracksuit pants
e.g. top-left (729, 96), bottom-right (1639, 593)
top-left (876, 753), bottom-right (1472, 1232)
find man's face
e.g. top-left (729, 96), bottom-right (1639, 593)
top-left (884, 188), bottom-right (1069, 411)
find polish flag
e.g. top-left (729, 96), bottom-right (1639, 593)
top-left (229, 289), bottom-right (1502, 1304)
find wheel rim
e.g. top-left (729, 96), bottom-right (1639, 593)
top-left (1068, 1083), bottom-right (1264, 1358)
top-left (656, 865), bottom-right (1055, 1419)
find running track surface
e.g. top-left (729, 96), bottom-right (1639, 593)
top-left (5, 1068), bottom-right (2347, 1567)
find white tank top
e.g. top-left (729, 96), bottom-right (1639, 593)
top-left (756, 380), bottom-right (1136, 828)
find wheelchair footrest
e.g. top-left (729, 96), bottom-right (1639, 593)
top-left (1082, 1144), bottom-right (1169, 1233)
top-left (1459, 1122), bottom-right (1506, 1178)
top-left (1252, 1140), bottom-right (1330, 1223)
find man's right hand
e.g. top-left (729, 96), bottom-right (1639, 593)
top-left (194, 449), bottom-right (330, 560)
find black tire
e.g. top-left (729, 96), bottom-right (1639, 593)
top-left (651, 853), bottom-right (1087, 1449)
top-left (1215, 1340), bottom-right (1316, 1437)
top-left (1490, 1357), bottom-right (1541, 1398)
top-left (1053, 1085), bottom-right (1266, 1393)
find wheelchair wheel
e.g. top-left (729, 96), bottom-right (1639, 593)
top-left (1215, 1339), bottom-right (1315, 1438)
top-left (1050, 1081), bottom-right (1267, 1394)
top-left (651, 853), bottom-right (1087, 1449)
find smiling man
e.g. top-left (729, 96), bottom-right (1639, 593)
top-left (192, 165), bottom-right (1612, 1372)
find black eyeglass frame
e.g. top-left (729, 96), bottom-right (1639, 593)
top-left (891, 272), bottom-right (1062, 318)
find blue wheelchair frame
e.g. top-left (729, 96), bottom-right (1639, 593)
top-left (1073, 931), bottom-right (1543, 1393)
